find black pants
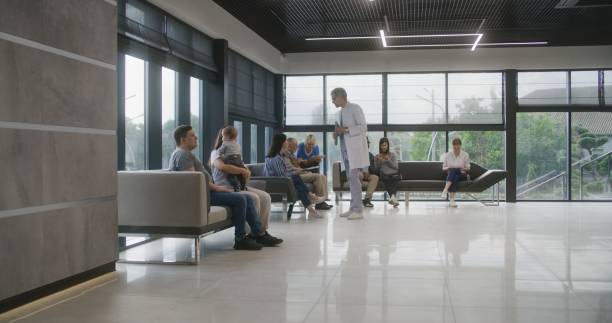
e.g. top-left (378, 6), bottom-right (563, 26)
top-left (380, 173), bottom-right (400, 196)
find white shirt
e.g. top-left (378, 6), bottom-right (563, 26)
top-left (442, 150), bottom-right (470, 170)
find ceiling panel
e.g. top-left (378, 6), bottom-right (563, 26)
top-left (212, 0), bottom-right (612, 52)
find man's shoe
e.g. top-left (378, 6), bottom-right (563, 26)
top-left (362, 198), bottom-right (374, 208)
top-left (315, 202), bottom-right (333, 210)
top-left (347, 212), bottom-right (364, 220)
top-left (234, 238), bottom-right (263, 250)
top-left (256, 232), bottom-right (283, 246)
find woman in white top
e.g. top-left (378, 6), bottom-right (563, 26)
top-left (442, 137), bottom-right (470, 207)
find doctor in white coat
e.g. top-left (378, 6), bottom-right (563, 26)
top-left (331, 87), bottom-right (370, 220)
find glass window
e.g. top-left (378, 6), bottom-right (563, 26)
top-left (190, 77), bottom-right (201, 159)
top-left (285, 76), bottom-right (324, 125)
top-left (124, 55), bottom-right (146, 170)
top-left (517, 113), bottom-right (568, 200)
top-left (326, 74), bottom-right (383, 125)
top-left (386, 132), bottom-right (447, 161)
top-left (448, 131), bottom-right (506, 200)
top-left (571, 71), bottom-right (599, 105)
top-left (161, 67), bottom-right (177, 169)
top-left (518, 72), bottom-right (568, 105)
top-left (250, 124), bottom-right (258, 163)
top-left (448, 73), bottom-right (503, 124)
top-left (605, 70), bottom-right (612, 105)
top-left (233, 120), bottom-right (243, 148)
top-left (571, 112), bottom-right (612, 200)
top-left (264, 127), bottom-right (272, 156)
top-left (387, 74), bottom-right (446, 124)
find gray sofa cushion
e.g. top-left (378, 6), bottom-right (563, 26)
top-left (208, 206), bottom-right (230, 225)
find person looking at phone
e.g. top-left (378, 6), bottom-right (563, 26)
top-left (283, 138), bottom-right (333, 210)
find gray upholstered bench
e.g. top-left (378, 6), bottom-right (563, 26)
top-left (117, 171), bottom-right (233, 264)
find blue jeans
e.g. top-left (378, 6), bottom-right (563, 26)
top-left (446, 169), bottom-right (467, 192)
top-left (291, 174), bottom-right (312, 207)
top-left (210, 191), bottom-right (263, 240)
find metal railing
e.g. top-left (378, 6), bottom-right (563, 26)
top-left (579, 151), bottom-right (612, 200)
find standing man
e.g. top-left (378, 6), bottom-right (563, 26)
top-left (332, 88), bottom-right (370, 220)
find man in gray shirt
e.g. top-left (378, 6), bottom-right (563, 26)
top-left (169, 125), bottom-right (282, 249)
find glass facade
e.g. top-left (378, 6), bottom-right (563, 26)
top-left (285, 76), bottom-right (324, 125)
top-left (388, 74), bottom-right (446, 124)
top-left (190, 77), bottom-right (201, 159)
top-left (518, 72), bottom-right (568, 105)
top-left (447, 73), bottom-right (503, 124)
top-left (571, 71), bottom-right (599, 105)
top-left (517, 112), bottom-right (568, 200)
top-left (161, 67), bottom-right (177, 169)
top-left (250, 124), bottom-right (258, 163)
top-left (605, 70), bottom-right (612, 105)
top-left (325, 74), bottom-right (383, 124)
top-left (571, 112), bottom-right (612, 200)
top-left (124, 55), bottom-right (146, 170)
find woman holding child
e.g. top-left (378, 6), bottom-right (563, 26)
top-left (210, 126), bottom-right (274, 234)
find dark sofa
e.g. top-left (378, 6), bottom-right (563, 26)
top-left (332, 161), bottom-right (507, 206)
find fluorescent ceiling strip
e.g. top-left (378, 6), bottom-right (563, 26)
top-left (379, 30), bottom-right (387, 47)
top-left (471, 33), bottom-right (483, 51)
top-left (386, 33), bottom-right (480, 38)
top-left (306, 33), bottom-right (480, 41)
top-left (479, 41), bottom-right (548, 46)
top-left (305, 36), bottom-right (380, 40)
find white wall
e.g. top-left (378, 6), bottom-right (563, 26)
top-left (282, 46), bottom-right (612, 74)
top-left (147, 0), bottom-right (285, 73)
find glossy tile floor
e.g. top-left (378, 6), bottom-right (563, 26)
top-left (4, 201), bottom-right (612, 323)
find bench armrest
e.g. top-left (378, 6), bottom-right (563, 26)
top-left (250, 176), bottom-right (298, 201)
top-left (469, 170), bottom-right (507, 192)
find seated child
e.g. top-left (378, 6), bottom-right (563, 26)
top-left (218, 127), bottom-right (247, 191)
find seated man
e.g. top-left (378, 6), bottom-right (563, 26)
top-left (169, 125), bottom-right (282, 250)
top-left (283, 138), bottom-right (333, 210)
top-left (360, 137), bottom-right (379, 207)
top-left (296, 134), bottom-right (323, 172)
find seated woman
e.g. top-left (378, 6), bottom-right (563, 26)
top-left (264, 133), bottom-right (325, 218)
top-left (441, 137), bottom-right (470, 207)
top-left (296, 134), bottom-right (323, 171)
top-left (374, 137), bottom-right (400, 207)
top-left (210, 126), bottom-right (282, 245)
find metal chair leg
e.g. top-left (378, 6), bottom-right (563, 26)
top-left (287, 203), bottom-right (295, 221)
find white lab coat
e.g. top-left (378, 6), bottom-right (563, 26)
top-left (338, 102), bottom-right (370, 170)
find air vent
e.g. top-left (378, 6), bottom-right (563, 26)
top-left (556, 0), bottom-right (612, 8)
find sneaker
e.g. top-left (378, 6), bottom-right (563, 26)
top-left (388, 195), bottom-right (398, 206)
top-left (339, 210), bottom-right (352, 217)
top-left (309, 193), bottom-right (327, 204)
top-left (449, 200), bottom-right (458, 208)
top-left (362, 198), bottom-right (374, 208)
top-left (315, 202), bottom-right (333, 210)
top-left (441, 190), bottom-right (448, 198)
top-left (347, 212), bottom-right (364, 220)
top-left (234, 238), bottom-right (263, 250)
top-left (256, 232), bottom-right (283, 246)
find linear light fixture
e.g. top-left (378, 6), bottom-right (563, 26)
top-left (471, 33), bottom-right (483, 51)
top-left (305, 33), bottom-right (547, 49)
top-left (379, 30), bottom-right (387, 47)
